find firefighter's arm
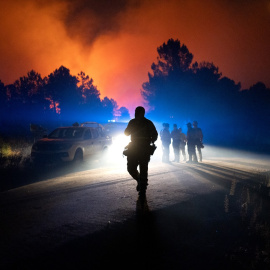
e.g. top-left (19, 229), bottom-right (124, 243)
top-left (124, 121), bottom-right (133, 136)
top-left (151, 124), bottom-right (158, 143)
top-left (199, 129), bottom-right (203, 141)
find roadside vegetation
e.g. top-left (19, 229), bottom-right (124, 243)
top-left (0, 136), bottom-right (32, 169)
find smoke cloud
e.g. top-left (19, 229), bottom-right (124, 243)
top-left (0, 0), bottom-right (269, 113)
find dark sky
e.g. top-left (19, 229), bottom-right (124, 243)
top-left (1, 0), bottom-right (269, 112)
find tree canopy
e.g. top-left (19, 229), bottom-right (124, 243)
top-left (0, 66), bottom-right (128, 135)
top-left (142, 38), bottom-right (270, 151)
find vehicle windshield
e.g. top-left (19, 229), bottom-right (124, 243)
top-left (48, 128), bottom-right (84, 139)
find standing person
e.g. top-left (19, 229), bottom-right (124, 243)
top-left (124, 106), bottom-right (158, 197)
top-left (193, 121), bottom-right (204, 162)
top-left (179, 127), bottom-right (187, 162)
top-left (171, 124), bottom-right (181, 162)
top-left (160, 123), bottom-right (171, 163)
top-left (186, 122), bottom-right (198, 163)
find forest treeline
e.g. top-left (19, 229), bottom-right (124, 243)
top-left (0, 66), bottom-right (130, 136)
top-left (141, 39), bottom-right (270, 152)
top-left (0, 38), bottom-right (269, 151)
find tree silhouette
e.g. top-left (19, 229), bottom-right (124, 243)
top-left (12, 70), bottom-right (49, 121)
top-left (101, 97), bottom-right (118, 120)
top-left (142, 38), bottom-right (195, 121)
top-left (0, 80), bottom-right (5, 102)
top-left (152, 38), bottom-right (193, 75)
top-left (44, 66), bottom-right (79, 119)
top-left (76, 71), bottom-right (102, 120)
top-left (118, 106), bottom-right (130, 121)
top-left (0, 80), bottom-right (7, 122)
top-left (13, 70), bottom-right (44, 101)
top-left (77, 71), bottom-right (101, 104)
top-left (239, 82), bottom-right (270, 146)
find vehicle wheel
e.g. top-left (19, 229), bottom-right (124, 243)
top-left (73, 149), bottom-right (83, 163)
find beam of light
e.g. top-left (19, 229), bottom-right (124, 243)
top-left (200, 144), bottom-right (270, 170)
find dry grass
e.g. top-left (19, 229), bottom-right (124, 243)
top-left (0, 137), bottom-right (32, 168)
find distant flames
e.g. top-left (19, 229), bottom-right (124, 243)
top-left (45, 97), bottom-right (61, 114)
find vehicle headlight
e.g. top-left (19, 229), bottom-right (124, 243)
top-left (112, 134), bottom-right (130, 150)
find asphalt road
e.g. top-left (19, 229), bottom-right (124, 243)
top-left (1, 146), bottom-right (270, 269)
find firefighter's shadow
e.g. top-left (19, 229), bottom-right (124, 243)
top-left (136, 195), bottom-right (150, 216)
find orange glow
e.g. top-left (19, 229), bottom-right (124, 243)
top-left (0, 0), bottom-right (269, 114)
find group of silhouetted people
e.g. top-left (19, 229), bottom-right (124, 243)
top-left (160, 121), bottom-right (203, 164)
top-left (123, 106), bottom-right (204, 198)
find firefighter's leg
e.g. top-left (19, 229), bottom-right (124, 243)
top-left (173, 146), bottom-right (178, 162)
top-left (173, 147), bottom-right (176, 161)
top-left (127, 155), bottom-right (140, 181)
top-left (163, 144), bottom-right (169, 162)
top-left (139, 155), bottom-right (150, 195)
top-left (182, 147), bottom-right (186, 161)
top-left (197, 147), bottom-right (202, 162)
top-left (175, 145), bottom-right (180, 162)
top-left (162, 144), bottom-right (166, 162)
top-left (187, 144), bottom-right (192, 163)
top-left (165, 145), bottom-right (169, 162)
top-left (193, 145), bottom-right (198, 162)
top-left (180, 145), bottom-right (185, 161)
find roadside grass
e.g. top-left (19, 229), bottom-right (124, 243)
top-left (0, 137), bottom-right (32, 169)
top-left (0, 136), bottom-right (39, 191)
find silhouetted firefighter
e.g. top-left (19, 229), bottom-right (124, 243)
top-left (179, 127), bottom-right (187, 162)
top-left (171, 123), bottom-right (181, 162)
top-left (186, 122), bottom-right (198, 163)
top-left (123, 106), bottom-right (158, 197)
top-left (160, 123), bottom-right (171, 163)
top-left (193, 121), bottom-right (204, 162)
